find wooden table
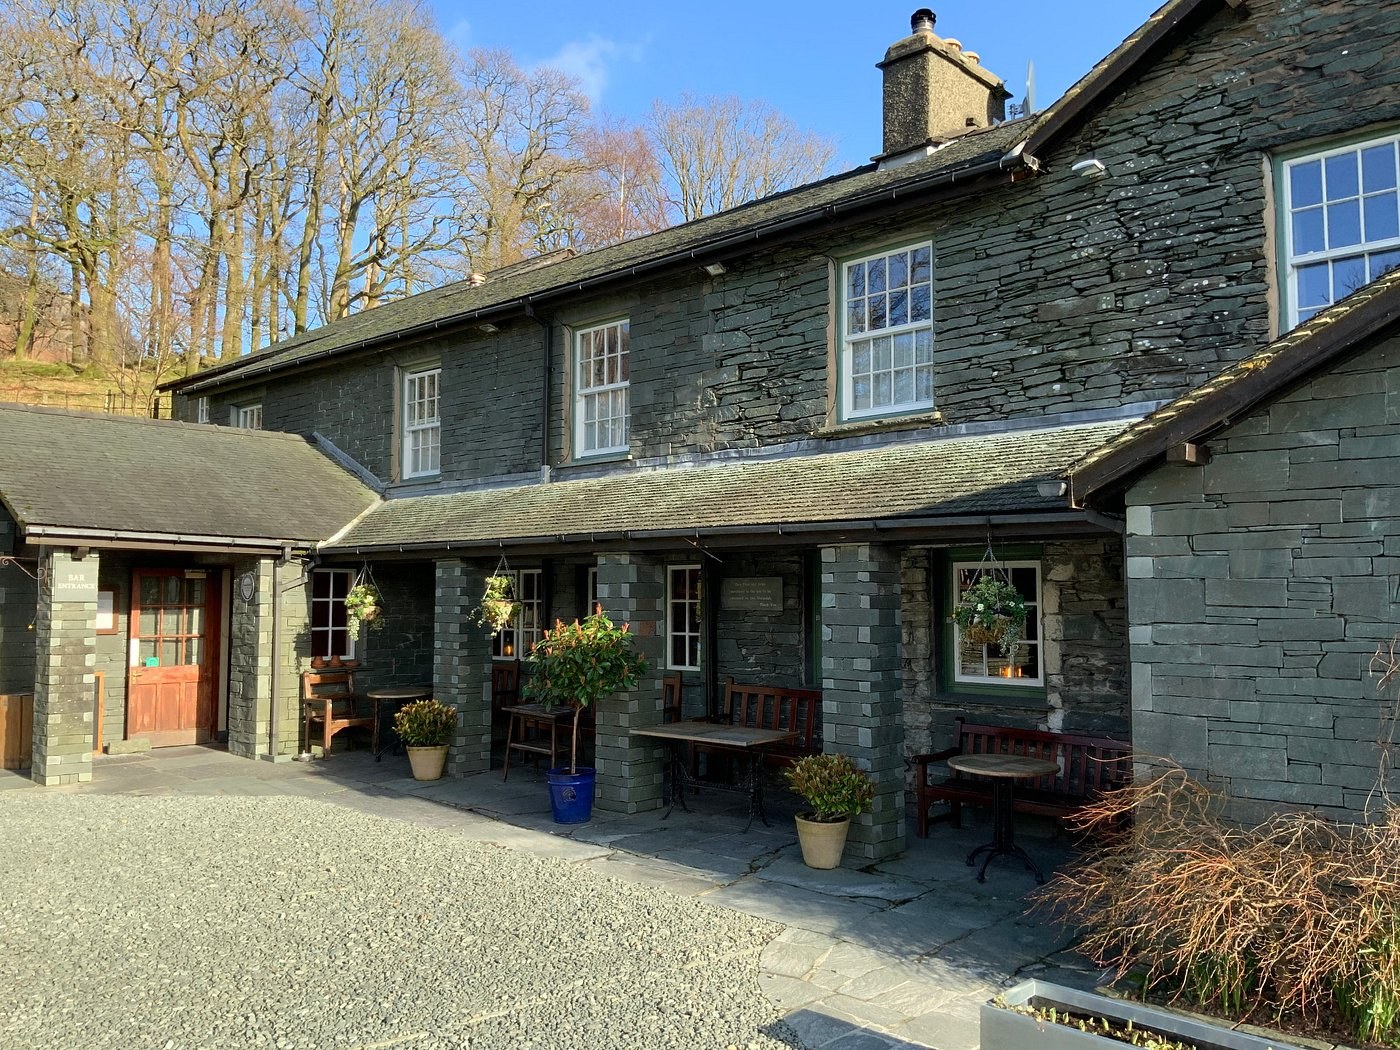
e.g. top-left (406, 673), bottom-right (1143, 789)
top-left (501, 704), bottom-right (577, 780)
top-left (365, 684), bottom-right (434, 761)
top-left (630, 721), bottom-right (797, 830)
top-left (945, 753), bottom-right (1061, 883)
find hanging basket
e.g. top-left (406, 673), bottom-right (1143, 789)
top-left (964, 618), bottom-right (1011, 646)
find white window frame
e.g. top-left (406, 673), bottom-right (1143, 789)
top-left (840, 241), bottom-right (935, 421)
top-left (401, 366), bottom-right (441, 479)
top-left (493, 568), bottom-right (543, 660)
top-left (233, 403), bottom-right (262, 430)
top-left (952, 560), bottom-right (1044, 687)
top-left (196, 396), bottom-right (209, 424)
top-left (667, 565), bottom-right (702, 671)
top-left (574, 318), bottom-right (630, 458)
top-left (586, 566), bottom-right (601, 618)
top-left (310, 569), bottom-right (355, 660)
top-left (1281, 130), bottom-right (1400, 328)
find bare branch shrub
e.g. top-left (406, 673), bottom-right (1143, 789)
top-left (1034, 765), bottom-right (1400, 1044)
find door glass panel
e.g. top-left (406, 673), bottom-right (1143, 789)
top-left (139, 605), bottom-right (158, 636)
top-left (140, 576), bottom-right (161, 607)
top-left (163, 577), bottom-right (182, 604)
top-left (187, 579), bottom-right (205, 605)
top-left (138, 638), bottom-right (157, 662)
top-left (161, 640), bottom-right (180, 668)
top-left (187, 605), bottom-right (205, 635)
top-left (187, 637), bottom-right (204, 667)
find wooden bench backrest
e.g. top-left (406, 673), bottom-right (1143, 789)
top-left (661, 671), bottom-right (684, 723)
top-left (302, 670), bottom-right (355, 702)
top-left (953, 718), bottom-right (1131, 799)
top-left (722, 679), bottom-right (822, 752)
top-left (491, 660), bottom-right (521, 712)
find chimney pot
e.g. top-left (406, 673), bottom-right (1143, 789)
top-left (911, 8), bottom-right (935, 34)
top-left (944, 37), bottom-right (962, 52)
top-left (963, 50), bottom-right (980, 65)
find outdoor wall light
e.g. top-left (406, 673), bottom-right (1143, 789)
top-left (1071, 158), bottom-right (1108, 179)
top-left (702, 262), bottom-right (728, 277)
top-left (1037, 479), bottom-right (1069, 498)
top-left (478, 323), bottom-right (499, 334)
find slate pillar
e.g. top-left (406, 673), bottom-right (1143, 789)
top-left (32, 548), bottom-right (97, 785)
top-left (227, 558), bottom-right (274, 759)
top-left (594, 553), bottom-right (667, 814)
top-left (436, 559), bottom-right (492, 776)
top-left (821, 542), bottom-right (906, 861)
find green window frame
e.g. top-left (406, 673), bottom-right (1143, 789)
top-left (936, 547), bottom-right (1046, 699)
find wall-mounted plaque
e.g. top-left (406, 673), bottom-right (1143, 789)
top-left (51, 562), bottom-right (96, 603)
top-left (720, 577), bottom-right (784, 613)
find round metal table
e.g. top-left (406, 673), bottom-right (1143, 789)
top-left (945, 753), bottom-right (1060, 883)
top-left (365, 684), bottom-right (434, 761)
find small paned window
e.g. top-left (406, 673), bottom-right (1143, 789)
top-left (311, 569), bottom-right (354, 659)
top-left (952, 561), bottom-right (1043, 687)
top-left (402, 367), bottom-right (441, 478)
top-left (575, 319), bottom-right (630, 456)
top-left (196, 397), bottom-right (209, 424)
top-left (233, 403), bottom-right (263, 430)
top-left (841, 242), bottom-right (934, 420)
top-left (493, 569), bottom-right (543, 660)
top-left (1282, 131), bottom-right (1400, 327)
top-left (667, 565), bottom-right (701, 671)
top-left (586, 566), bottom-right (601, 618)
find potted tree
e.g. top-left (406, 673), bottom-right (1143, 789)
top-left (392, 698), bottom-right (457, 781)
top-left (953, 572), bottom-right (1028, 658)
top-left (524, 610), bottom-right (648, 823)
top-left (345, 582), bottom-right (385, 642)
top-left (785, 752), bottom-right (874, 869)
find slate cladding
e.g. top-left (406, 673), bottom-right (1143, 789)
top-left (0, 404), bottom-right (377, 542)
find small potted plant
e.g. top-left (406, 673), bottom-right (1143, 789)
top-left (953, 573), bottom-right (1028, 658)
top-left (392, 697), bottom-right (457, 781)
top-left (345, 582), bottom-right (385, 641)
top-left (524, 610), bottom-right (648, 823)
top-left (785, 752), bottom-right (874, 869)
top-left (473, 574), bottom-right (520, 637)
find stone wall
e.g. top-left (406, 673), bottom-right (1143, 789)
top-left (31, 549), bottom-right (96, 785)
top-left (1125, 331), bottom-right (1400, 821)
top-left (340, 562), bottom-right (435, 688)
top-left (0, 508), bottom-right (37, 696)
top-left (226, 557), bottom-right (308, 759)
top-left (181, 1), bottom-right (1400, 482)
top-left (901, 539), bottom-right (1130, 766)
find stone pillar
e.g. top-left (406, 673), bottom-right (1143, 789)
top-left (32, 548), bottom-right (98, 785)
top-left (227, 558), bottom-right (274, 758)
top-left (436, 559), bottom-right (492, 776)
top-left (821, 543), bottom-right (906, 861)
top-left (594, 553), bottom-right (667, 814)
top-left (272, 561), bottom-right (310, 759)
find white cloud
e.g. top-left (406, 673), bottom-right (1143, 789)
top-left (443, 18), bottom-right (473, 49)
top-left (536, 34), bottom-right (643, 106)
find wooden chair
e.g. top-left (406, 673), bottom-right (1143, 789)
top-left (661, 671), bottom-right (684, 723)
top-left (301, 670), bottom-right (374, 756)
top-left (491, 660), bottom-right (522, 713)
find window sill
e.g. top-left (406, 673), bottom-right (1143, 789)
top-left (557, 451), bottom-right (633, 472)
top-left (819, 409), bottom-right (944, 439)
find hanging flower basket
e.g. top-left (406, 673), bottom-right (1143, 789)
top-left (472, 574), bottom-right (520, 638)
top-left (345, 582), bottom-right (385, 641)
top-left (953, 573), bottom-right (1027, 658)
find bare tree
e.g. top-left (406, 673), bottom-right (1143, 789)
top-left (648, 93), bottom-right (837, 223)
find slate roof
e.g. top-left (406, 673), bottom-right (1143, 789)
top-left (1066, 265), bottom-right (1400, 503)
top-left (325, 420), bottom-right (1130, 553)
top-left (163, 0), bottom-right (1220, 399)
top-left (0, 405), bottom-right (378, 546)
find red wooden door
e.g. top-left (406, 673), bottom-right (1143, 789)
top-left (127, 570), bottom-right (220, 746)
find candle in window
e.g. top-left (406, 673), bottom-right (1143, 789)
top-left (503, 641), bottom-right (514, 657)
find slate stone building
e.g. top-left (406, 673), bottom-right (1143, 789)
top-left (4, 0), bottom-right (1400, 855)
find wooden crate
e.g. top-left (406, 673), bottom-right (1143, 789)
top-left (0, 693), bottom-right (34, 770)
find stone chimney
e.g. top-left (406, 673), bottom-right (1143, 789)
top-left (877, 9), bottom-right (1011, 164)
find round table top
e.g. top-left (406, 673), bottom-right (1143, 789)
top-left (365, 684), bottom-right (434, 701)
top-left (946, 753), bottom-right (1059, 779)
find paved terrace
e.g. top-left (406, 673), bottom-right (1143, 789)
top-left (0, 747), bottom-right (1102, 1049)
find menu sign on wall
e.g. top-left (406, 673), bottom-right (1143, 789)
top-left (720, 577), bottom-right (784, 613)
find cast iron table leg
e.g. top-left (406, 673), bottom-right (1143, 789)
top-left (742, 752), bottom-right (772, 832)
top-left (964, 779), bottom-right (1046, 884)
top-left (660, 740), bottom-right (692, 820)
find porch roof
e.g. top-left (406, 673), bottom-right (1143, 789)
top-left (323, 419), bottom-right (1129, 554)
top-left (0, 404), bottom-right (378, 549)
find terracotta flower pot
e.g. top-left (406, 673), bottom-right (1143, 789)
top-left (406, 744), bottom-right (448, 781)
top-left (795, 813), bottom-right (851, 869)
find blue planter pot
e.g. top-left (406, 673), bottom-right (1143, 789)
top-left (546, 766), bottom-right (596, 824)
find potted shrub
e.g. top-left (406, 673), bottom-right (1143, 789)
top-left (392, 697), bottom-right (457, 781)
top-left (524, 610), bottom-right (648, 823)
top-left (344, 582), bottom-right (385, 641)
top-left (472, 574), bottom-right (520, 637)
top-left (785, 752), bottom-right (874, 869)
top-left (953, 572), bottom-right (1027, 657)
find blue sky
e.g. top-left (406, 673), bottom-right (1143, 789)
top-left (430, 1), bottom-right (1164, 169)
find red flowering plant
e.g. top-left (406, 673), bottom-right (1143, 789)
top-left (523, 610), bottom-right (648, 774)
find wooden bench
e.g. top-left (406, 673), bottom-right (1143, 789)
top-left (913, 718), bottom-right (1131, 837)
top-left (718, 678), bottom-right (822, 768)
top-left (301, 670), bottom-right (374, 756)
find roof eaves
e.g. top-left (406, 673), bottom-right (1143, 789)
top-left (1067, 271), bottom-right (1400, 503)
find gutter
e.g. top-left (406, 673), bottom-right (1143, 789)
top-left (165, 151), bottom-right (1030, 397)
